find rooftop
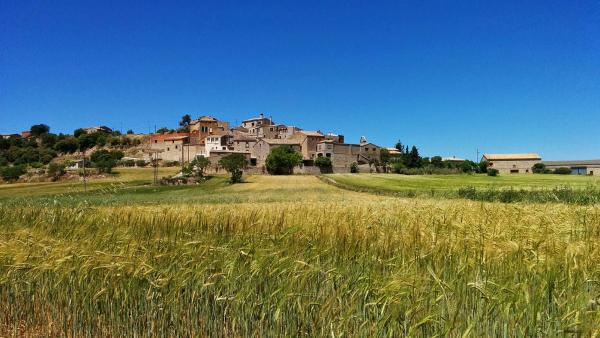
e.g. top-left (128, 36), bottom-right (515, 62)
top-left (542, 159), bottom-right (600, 166)
top-left (483, 153), bottom-right (541, 161)
top-left (262, 138), bottom-right (301, 145)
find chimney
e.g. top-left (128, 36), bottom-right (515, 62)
top-left (260, 113), bottom-right (264, 119)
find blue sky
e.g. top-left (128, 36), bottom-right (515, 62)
top-left (1, 1), bottom-right (598, 160)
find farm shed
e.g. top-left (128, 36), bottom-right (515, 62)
top-left (542, 160), bottom-right (600, 176)
top-left (482, 153), bottom-right (541, 174)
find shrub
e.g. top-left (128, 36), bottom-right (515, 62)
top-left (47, 162), bottom-right (66, 181)
top-left (219, 154), bottom-right (246, 183)
top-left (265, 146), bottom-right (302, 175)
top-left (350, 162), bottom-right (359, 173)
top-left (185, 156), bottom-right (211, 178)
top-left (30, 124), bottom-right (50, 137)
top-left (135, 160), bottom-right (147, 167)
top-left (487, 168), bottom-right (499, 176)
top-left (0, 165), bottom-right (26, 182)
top-left (553, 167), bottom-right (572, 175)
top-left (109, 150), bottom-right (125, 161)
top-left (532, 163), bottom-right (546, 174)
top-left (90, 150), bottom-right (116, 173)
top-left (315, 156), bottom-right (332, 168)
top-left (54, 138), bottom-right (79, 153)
top-left (121, 159), bottom-right (136, 167)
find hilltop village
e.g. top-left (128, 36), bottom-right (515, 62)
top-left (149, 114), bottom-right (382, 173)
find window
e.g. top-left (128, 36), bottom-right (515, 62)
top-left (510, 169), bottom-right (519, 174)
top-left (175, 145), bottom-right (178, 149)
top-left (154, 140), bottom-right (157, 143)
top-left (167, 147), bottom-right (170, 151)
top-left (326, 153), bottom-right (331, 158)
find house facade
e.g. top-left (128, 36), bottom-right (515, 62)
top-left (482, 153), bottom-right (541, 174)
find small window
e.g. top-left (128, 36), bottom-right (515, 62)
top-left (175, 145), bottom-right (178, 149)
top-left (167, 147), bottom-right (170, 151)
top-left (326, 153), bottom-right (331, 158)
top-left (154, 140), bottom-right (157, 143)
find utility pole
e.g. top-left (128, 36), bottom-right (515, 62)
top-left (476, 148), bottom-right (480, 163)
top-left (81, 150), bottom-right (87, 192)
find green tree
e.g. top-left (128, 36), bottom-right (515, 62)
top-left (406, 146), bottom-right (421, 168)
top-left (0, 165), bottom-right (26, 182)
top-left (156, 127), bottom-right (170, 134)
top-left (180, 114), bottom-right (192, 127)
top-left (430, 156), bottom-right (443, 168)
top-left (109, 150), bottom-right (125, 161)
top-left (91, 149), bottom-right (116, 173)
top-left (350, 162), bottom-right (359, 173)
top-left (532, 163), bottom-right (546, 174)
top-left (127, 129), bottom-right (134, 135)
top-left (54, 138), bottom-right (79, 153)
top-left (478, 160), bottom-right (490, 173)
top-left (41, 133), bottom-right (57, 148)
top-left (379, 148), bottom-right (391, 166)
top-left (315, 156), bottom-right (332, 173)
top-left (219, 153), bottom-right (246, 183)
top-left (47, 162), bottom-right (66, 181)
top-left (185, 156), bottom-right (211, 178)
top-left (30, 124), bottom-right (50, 137)
top-left (265, 146), bottom-right (303, 175)
top-left (74, 128), bottom-right (86, 138)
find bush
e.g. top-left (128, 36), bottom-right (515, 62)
top-left (219, 154), bottom-right (246, 183)
top-left (135, 160), bottom-right (147, 167)
top-left (163, 161), bottom-right (180, 167)
top-left (553, 167), bottom-right (572, 175)
top-left (121, 159), bottom-right (136, 167)
top-left (532, 163), bottom-right (546, 174)
top-left (487, 168), bottom-right (499, 176)
top-left (54, 138), bottom-right (79, 153)
top-left (315, 156), bottom-right (332, 168)
top-left (47, 162), bottom-right (66, 181)
top-left (265, 146), bottom-right (302, 175)
top-left (0, 165), bottom-right (26, 182)
top-left (184, 156), bottom-right (211, 178)
top-left (350, 162), bottom-right (359, 173)
top-left (90, 150), bottom-right (116, 173)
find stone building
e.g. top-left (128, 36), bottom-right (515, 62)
top-left (542, 160), bottom-right (600, 176)
top-left (253, 139), bottom-right (302, 167)
top-left (316, 140), bottom-right (381, 172)
top-left (481, 153), bottom-right (541, 174)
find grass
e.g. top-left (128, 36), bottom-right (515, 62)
top-left (326, 173), bottom-right (600, 192)
top-left (1, 171), bottom-right (600, 336)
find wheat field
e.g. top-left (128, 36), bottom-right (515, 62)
top-left (1, 173), bottom-right (599, 336)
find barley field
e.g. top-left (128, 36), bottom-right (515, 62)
top-left (1, 170), bottom-right (599, 336)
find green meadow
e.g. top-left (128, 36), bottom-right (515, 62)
top-left (1, 169), bottom-right (599, 336)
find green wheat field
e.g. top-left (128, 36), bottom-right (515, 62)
top-left (1, 168), bottom-right (599, 336)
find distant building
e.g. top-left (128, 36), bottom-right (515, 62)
top-left (482, 153), bottom-right (541, 174)
top-left (21, 131), bottom-right (32, 138)
top-left (442, 156), bottom-right (466, 163)
top-left (0, 134), bottom-right (20, 140)
top-left (82, 126), bottom-right (113, 134)
top-left (542, 160), bottom-right (600, 176)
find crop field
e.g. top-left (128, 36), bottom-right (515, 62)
top-left (1, 169), bottom-right (599, 336)
top-left (327, 173), bottom-right (600, 193)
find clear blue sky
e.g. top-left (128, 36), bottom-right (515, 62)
top-left (1, 1), bottom-right (598, 160)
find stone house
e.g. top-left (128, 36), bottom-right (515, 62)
top-left (242, 114), bottom-right (273, 137)
top-left (289, 131), bottom-right (325, 164)
top-left (316, 140), bottom-right (381, 172)
top-left (482, 153), bottom-right (541, 174)
top-left (253, 139), bottom-right (302, 167)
